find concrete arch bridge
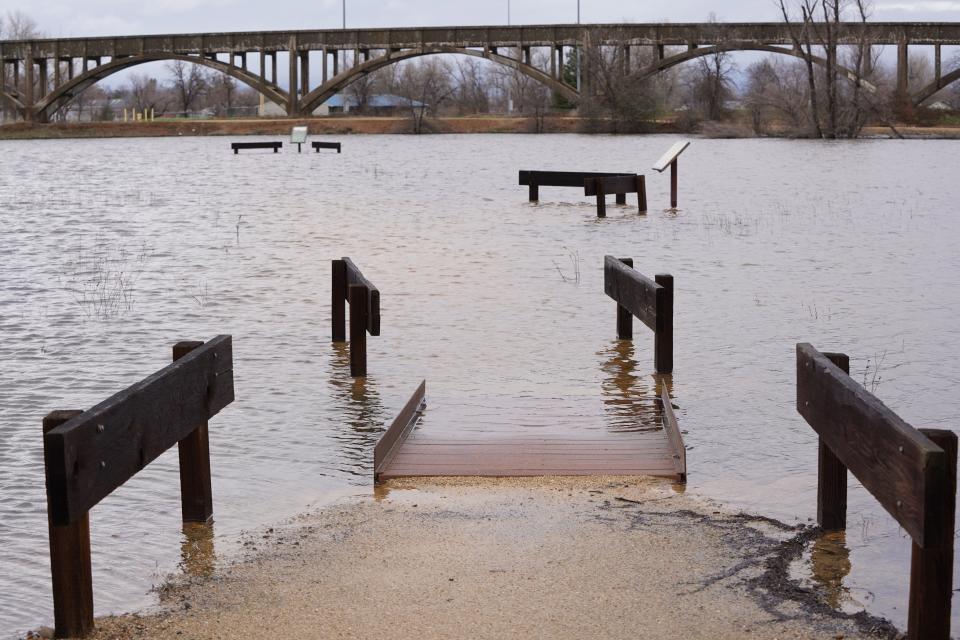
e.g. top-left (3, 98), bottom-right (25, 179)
top-left (2, 22), bottom-right (959, 122)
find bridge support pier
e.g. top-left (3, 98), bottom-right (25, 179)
top-left (322, 47), bottom-right (328, 83)
top-left (300, 52), bottom-right (310, 97)
top-left (288, 37), bottom-right (299, 116)
top-left (897, 40), bottom-right (909, 108)
top-left (935, 44), bottom-right (942, 88)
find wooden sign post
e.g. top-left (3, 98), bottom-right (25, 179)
top-left (652, 140), bottom-right (690, 209)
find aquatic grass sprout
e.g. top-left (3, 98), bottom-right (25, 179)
top-left (552, 246), bottom-right (581, 284)
top-left (61, 238), bottom-right (150, 319)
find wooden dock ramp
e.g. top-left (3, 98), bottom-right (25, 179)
top-left (374, 382), bottom-right (685, 484)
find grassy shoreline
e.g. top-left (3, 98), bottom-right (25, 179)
top-left (1, 116), bottom-right (958, 140)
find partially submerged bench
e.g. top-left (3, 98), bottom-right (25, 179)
top-left (331, 258), bottom-right (380, 377)
top-left (313, 141), bottom-right (342, 153)
top-left (42, 337), bottom-right (235, 638)
top-left (518, 170), bottom-right (634, 204)
top-left (585, 175), bottom-right (647, 217)
top-left (232, 141), bottom-right (282, 154)
top-left (604, 256), bottom-right (673, 374)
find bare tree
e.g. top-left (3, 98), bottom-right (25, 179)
top-left (579, 44), bottom-right (664, 133)
top-left (453, 57), bottom-right (491, 115)
top-left (743, 58), bottom-right (810, 134)
top-left (167, 60), bottom-right (208, 115)
top-left (345, 69), bottom-right (385, 114)
top-left (777, 0), bottom-right (880, 138)
top-left (128, 74), bottom-right (168, 114)
top-left (395, 58), bottom-right (455, 134)
top-left (207, 74), bottom-right (238, 116)
top-left (1, 11), bottom-right (41, 121)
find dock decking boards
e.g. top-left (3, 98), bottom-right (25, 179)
top-left (378, 430), bottom-right (681, 480)
top-left (375, 383), bottom-right (686, 483)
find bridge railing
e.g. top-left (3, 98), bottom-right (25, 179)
top-left (42, 336), bottom-right (235, 638)
top-left (603, 256), bottom-right (673, 374)
top-left (796, 343), bottom-right (956, 640)
top-left (332, 257), bottom-right (381, 377)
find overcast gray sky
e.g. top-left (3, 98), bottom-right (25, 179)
top-left (1, 0), bottom-right (959, 39)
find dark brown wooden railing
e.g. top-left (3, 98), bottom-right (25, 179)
top-left (659, 388), bottom-right (686, 483)
top-left (373, 381), bottom-right (426, 483)
top-left (603, 256), bottom-right (673, 374)
top-left (796, 343), bottom-right (956, 640)
top-left (331, 257), bottom-right (381, 377)
top-left (42, 336), bottom-right (234, 638)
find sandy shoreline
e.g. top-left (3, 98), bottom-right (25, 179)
top-left (26, 477), bottom-right (900, 640)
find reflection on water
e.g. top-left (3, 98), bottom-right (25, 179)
top-left (1, 134), bottom-right (958, 636)
top-left (600, 340), bottom-right (664, 433)
top-left (179, 523), bottom-right (215, 579)
top-left (810, 531), bottom-right (853, 610)
top-left (327, 343), bottom-right (386, 478)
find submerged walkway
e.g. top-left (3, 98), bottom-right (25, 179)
top-left (374, 383), bottom-right (686, 483)
top-left (379, 431), bottom-right (680, 479)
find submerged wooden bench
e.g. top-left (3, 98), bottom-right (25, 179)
top-left (232, 141), bottom-right (282, 154)
top-left (518, 170), bottom-right (633, 204)
top-left (312, 141), bottom-right (342, 153)
top-left (585, 175), bottom-right (647, 217)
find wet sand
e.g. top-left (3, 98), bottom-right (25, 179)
top-left (77, 477), bottom-right (896, 640)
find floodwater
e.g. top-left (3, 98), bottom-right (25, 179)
top-left (0, 134), bottom-right (957, 637)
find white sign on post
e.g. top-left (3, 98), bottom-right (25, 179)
top-left (652, 141), bottom-right (690, 173)
top-left (291, 126), bottom-right (308, 144)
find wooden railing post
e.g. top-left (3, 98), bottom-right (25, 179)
top-left (637, 175), bottom-right (647, 214)
top-left (908, 428), bottom-right (957, 640)
top-left (43, 410), bottom-right (94, 639)
top-left (818, 353), bottom-right (850, 531)
top-left (654, 274), bottom-right (674, 374)
top-left (670, 159), bottom-right (678, 208)
top-left (173, 341), bottom-right (214, 524)
top-left (616, 258), bottom-right (634, 340)
top-left (349, 284), bottom-right (369, 377)
top-left (596, 180), bottom-right (606, 218)
top-left (332, 259), bottom-right (347, 342)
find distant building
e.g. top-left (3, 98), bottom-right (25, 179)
top-left (258, 93), bottom-right (427, 117)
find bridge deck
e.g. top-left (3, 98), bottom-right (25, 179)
top-left (378, 430), bottom-right (680, 480)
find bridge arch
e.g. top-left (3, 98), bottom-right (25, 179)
top-left (913, 68), bottom-right (960, 106)
top-left (0, 87), bottom-right (25, 115)
top-left (642, 42), bottom-right (876, 93)
top-left (34, 53), bottom-right (288, 122)
top-left (299, 45), bottom-right (579, 115)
